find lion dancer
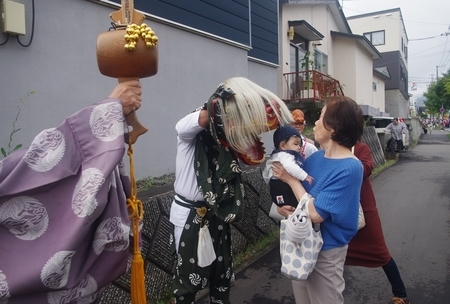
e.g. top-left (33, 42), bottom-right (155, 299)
top-left (170, 77), bottom-right (292, 303)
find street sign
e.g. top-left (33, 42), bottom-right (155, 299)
top-left (440, 107), bottom-right (445, 113)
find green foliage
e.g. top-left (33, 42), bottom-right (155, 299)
top-left (1, 91), bottom-right (35, 158)
top-left (136, 172), bottom-right (176, 191)
top-left (423, 69), bottom-right (450, 115)
top-left (300, 51), bottom-right (315, 70)
top-left (155, 290), bottom-right (175, 304)
top-left (371, 159), bottom-right (396, 177)
top-left (302, 125), bottom-right (314, 140)
top-left (232, 228), bottom-right (279, 270)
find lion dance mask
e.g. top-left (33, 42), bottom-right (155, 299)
top-left (204, 77), bottom-right (293, 165)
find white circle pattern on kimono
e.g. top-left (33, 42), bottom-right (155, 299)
top-left (0, 196), bottom-right (49, 240)
top-left (92, 217), bottom-right (130, 255)
top-left (47, 273), bottom-right (98, 304)
top-left (89, 102), bottom-right (124, 142)
top-left (118, 160), bottom-right (128, 177)
top-left (23, 128), bottom-right (65, 172)
top-left (72, 167), bottom-right (104, 217)
top-left (41, 251), bottom-right (76, 289)
top-left (0, 270), bottom-right (10, 301)
top-left (109, 169), bottom-right (117, 190)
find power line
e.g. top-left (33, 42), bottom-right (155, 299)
top-left (438, 26), bottom-right (450, 67)
top-left (410, 31), bottom-right (450, 41)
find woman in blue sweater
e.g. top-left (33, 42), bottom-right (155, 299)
top-left (273, 96), bottom-right (364, 304)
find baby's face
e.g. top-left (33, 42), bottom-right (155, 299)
top-left (282, 136), bottom-right (302, 153)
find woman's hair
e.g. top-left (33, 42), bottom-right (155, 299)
top-left (323, 96), bottom-right (364, 148)
top-left (215, 77), bottom-right (293, 154)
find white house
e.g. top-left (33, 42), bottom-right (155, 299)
top-left (347, 8), bottom-right (410, 118)
top-left (279, 0), bottom-right (384, 118)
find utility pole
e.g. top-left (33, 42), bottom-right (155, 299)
top-left (436, 66), bottom-right (439, 81)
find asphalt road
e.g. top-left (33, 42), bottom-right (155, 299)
top-left (198, 130), bottom-right (450, 303)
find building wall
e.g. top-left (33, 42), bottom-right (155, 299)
top-left (372, 73), bottom-right (386, 113)
top-left (333, 38), bottom-right (357, 98)
top-left (347, 9), bottom-right (406, 55)
top-left (374, 51), bottom-right (408, 95)
top-left (332, 36), bottom-right (374, 106)
top-left (386, 89), bottom-right (409, 118)
top-left (347, 9), bottom-right (409, 119)
top-left (0, 0), bottom-right (279, 180)
top-left (106, 0), bottom-right (280, 65)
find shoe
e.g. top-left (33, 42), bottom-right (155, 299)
top-left (392, 297), bottom-right (410, 304)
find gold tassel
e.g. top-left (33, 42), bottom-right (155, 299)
top-left (127, 143), bottom-right (147, 304)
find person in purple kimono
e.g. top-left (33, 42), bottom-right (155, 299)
top-left (0, 80), bottom-right (142, 304)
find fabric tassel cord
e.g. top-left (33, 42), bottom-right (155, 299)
top-left (127, 143), bottom-right (147, 304)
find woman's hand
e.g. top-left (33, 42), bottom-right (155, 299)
top-left (272, 161), bottom-right (308, 206)
top-left (277, 205), bottom-right (295, 218)
top-left (109, 79), bottom-right (142, 116)
top-left (272, 162), bottom-right (296, 184)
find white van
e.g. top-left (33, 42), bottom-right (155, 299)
top-left (366, 116), bottom-right (396, 133)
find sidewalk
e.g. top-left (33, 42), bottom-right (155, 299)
top-left (197, 242), bottom-right (294, 304)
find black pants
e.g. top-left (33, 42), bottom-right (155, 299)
top-left (387, 139), bottom-right (403, 152)
top-left (382, 258), bottom-right (408, 298)
top-left (395, 139), bottom-right (403, 151)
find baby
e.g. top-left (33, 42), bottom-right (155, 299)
top-left (263, 125), bottom-right (313, 220)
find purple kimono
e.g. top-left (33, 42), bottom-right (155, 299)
top-left (0, 99), bottom-right (132, 303)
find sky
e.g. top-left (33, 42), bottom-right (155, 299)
top-left (341, 0), bottom-right (450, 104)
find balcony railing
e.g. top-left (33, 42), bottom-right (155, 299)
top-left (283, 70), bottom-right (344, 103)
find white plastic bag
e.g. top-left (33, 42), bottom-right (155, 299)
top-left (197, 225), bottom-right (216, 267)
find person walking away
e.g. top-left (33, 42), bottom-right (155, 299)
top-left (273, 96), bottom-right (364, 304)
top-left (346, 142), bottom-right (410, 304)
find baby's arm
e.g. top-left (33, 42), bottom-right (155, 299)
top-left (278, 152), bottom-right (309, 181)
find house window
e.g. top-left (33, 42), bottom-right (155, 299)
top-left (290, 42), bottom-right (307, 73)
top-left (372, 82), bottom-right (377, 92)
top-left (364, 30), bottom-right (385, 46)
top-left (314, 50), bottom-right (328, 74)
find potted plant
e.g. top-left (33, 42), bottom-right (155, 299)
top-left (300, 51), bottom-right (315, 89)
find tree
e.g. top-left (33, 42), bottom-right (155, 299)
top-left (424, 69), bottom-right (450, 116)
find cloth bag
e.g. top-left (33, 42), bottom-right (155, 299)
top-left (197, 224), bottom-right (216, 267)
top-left (280, 193), bottom-right (323, 280)
top-left (284, 202), bottom-right (310, 244)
